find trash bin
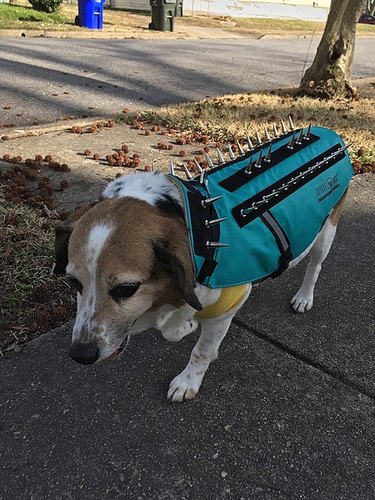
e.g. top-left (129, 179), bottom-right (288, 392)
top-left (174, 0), bottom-right (183, 17)
top-left (149, 0), bottom-right (175, 32)
top-left (77, 0), bottom-right (106, 29)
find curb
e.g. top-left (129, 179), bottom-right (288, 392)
top-left (0, 117), bottom-right (110, 140)
top-left (0, 29), bottom-right (161, 39)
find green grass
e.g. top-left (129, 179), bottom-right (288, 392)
top-left (357, 23), bottom-right (375, 33)
top-left (0, 3), bottom-right (74, 28)
top-left (182, 15), bottom-right (375, 35)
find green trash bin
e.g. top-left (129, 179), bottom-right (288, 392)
top-left (149, 0), bottom-right (176, 31)
top-left (174, 0), bottom-right (183, 17)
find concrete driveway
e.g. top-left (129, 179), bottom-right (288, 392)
top-left (0, 37), bottom-right (374, 128)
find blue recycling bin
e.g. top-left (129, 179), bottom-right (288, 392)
top-left (77, 0), bottom-right (105, 29)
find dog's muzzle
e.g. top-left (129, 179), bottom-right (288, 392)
top-left (69, 342), bottom-right (100, 365)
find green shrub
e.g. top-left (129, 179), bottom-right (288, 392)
top-left (28, 0), bottom-right (64, 13)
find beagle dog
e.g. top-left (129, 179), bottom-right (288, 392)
top-left (54, 172), bottom-right (347, 402)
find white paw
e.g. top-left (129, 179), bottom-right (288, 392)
top-left (161, 318), bottom-right (199, 342)
top-left (167, 368), bottom-right (203, 402)
top-left (291, 290), bottom-right (314, 313)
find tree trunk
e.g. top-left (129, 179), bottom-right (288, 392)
top-left (300, 0), bottom-right (366, 99)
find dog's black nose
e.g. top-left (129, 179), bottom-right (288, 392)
top-left (69, 342), bottom-right (99, 365)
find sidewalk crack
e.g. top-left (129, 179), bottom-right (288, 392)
top-left (233, 317), bottom-right (375, 401)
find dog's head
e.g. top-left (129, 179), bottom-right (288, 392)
top-left (54, 176), bottom-right (201, 364)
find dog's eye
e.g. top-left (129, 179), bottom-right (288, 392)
top-left (110, 283), bottom-right (140, 302)
top-left (67, 276), bottom-right (83, 294)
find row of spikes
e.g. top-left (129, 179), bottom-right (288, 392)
top-left (167, 117), bottom-right (312, 181)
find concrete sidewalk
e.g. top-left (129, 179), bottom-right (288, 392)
top-left (1, 171), bottom-right (375, 498)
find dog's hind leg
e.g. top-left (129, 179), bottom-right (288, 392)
top-left (291, 191), bottom-right (347, 313)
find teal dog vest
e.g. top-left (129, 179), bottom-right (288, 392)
top-left (169, 126), bottom-right (353, 289)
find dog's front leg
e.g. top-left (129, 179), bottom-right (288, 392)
top-left (158, 304), bottom-right (199, 342)
top-left (158, 287), bottom-right (220, 342)
top-left (167, 315), bottom-right (234, 402)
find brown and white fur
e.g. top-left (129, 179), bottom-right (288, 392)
top-left (54, 172), bottom-right (347, 402)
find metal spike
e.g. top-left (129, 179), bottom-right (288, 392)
top-left (342, 142), bottom-right (352, 151)
top-left (205, 217), bottom-right (227, 228)
top-left (264, 144), bottom-right (272, 163)
top-left (236, 140), bottom-right (245, 155)
top-left (280, 118), bottom-right (288, 135)
top-left (206, 241), bottom-right (230, 248)
top-left (264, 128), bottom-right (271, 141)
top-left (254, 150), bottom-right (263, 168)
top-left (287, 131), bottom-right (296, 149)
top-left (303, 123), bottom-right (312, 141)
top-left (247, 136), bottom-right (255, 150)
top-left (201, 195), bottom-right (222, 208)
top-left (205, 152), bottom-right (214, 168)
top-left (216, 147), bottom-right (225, 164)
top-left (169, 159), bottom-right (175, 176)
top-left (228, 144), bottom-right (235, 160)
top-left (199, 170), bottom-right (206, 184)
top-left (256, 131), bottom-right (262, 145)
top-left (193, 158), bottom-right (203, 173)
top-left (244, 158), bottom-right (253, 175)
top-left (295, 128), bottom-right (304, 145)
top-left (288, 114), bottom-right (295, 131)
top-left (182, 163), bottom-right (193, 180)
top-left (273, 123), bottom-right (280, 138)
top-left (151, 161), bottom-right (157, 173)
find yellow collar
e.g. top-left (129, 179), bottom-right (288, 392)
top-left (195, 284), bottom-right (248, 320)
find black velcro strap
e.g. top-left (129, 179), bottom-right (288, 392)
top-left (196, 259), bottom-right (218, 284)
top-left (232, 143), bottom-right (344, 228)
top-left (219, 132), bottom-right (319, 192)
top-left (175, 178), bottom-right (220, 284)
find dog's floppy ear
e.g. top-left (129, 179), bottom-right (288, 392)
top-left (53, 202), bottom-right (98, 275)
top-left (153, 236), bottom-right (202, 311)
top-left (53, 220), bottom-right (74, 275)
